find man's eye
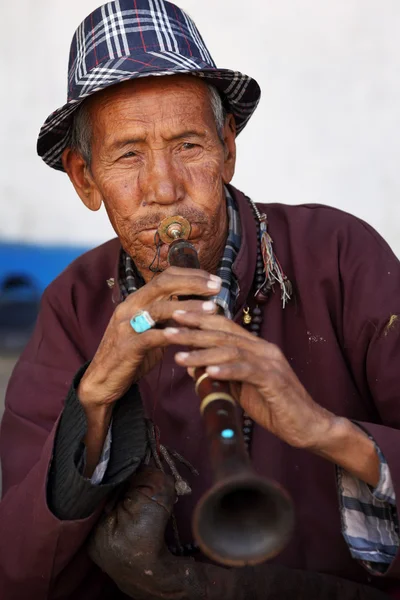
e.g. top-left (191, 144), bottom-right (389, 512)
top-left (122, 151), bottom-right (137, 159)
top-left (182, 143), bottom-right (198, 150)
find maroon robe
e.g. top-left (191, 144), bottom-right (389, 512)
top-left (1, 187), bottom-right (400, 599)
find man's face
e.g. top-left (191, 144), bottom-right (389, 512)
top-left (65, 76), bottom-right (236, 280)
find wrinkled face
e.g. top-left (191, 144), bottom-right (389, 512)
top-left (64, 76), bottom-right (236, 281)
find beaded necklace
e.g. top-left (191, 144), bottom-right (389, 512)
top-left (241, 198), bottom-right (292, 449)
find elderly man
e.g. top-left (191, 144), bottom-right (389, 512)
top-left (1, 1), bottom-right (400, 598)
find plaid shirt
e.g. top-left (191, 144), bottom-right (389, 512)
top-left (338, 443), bottom-right (399, 574)
top-left (88, 189), bottom-right (398, 572)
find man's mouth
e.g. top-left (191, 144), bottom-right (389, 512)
top-left (139, 222), bottom-right (204, 244)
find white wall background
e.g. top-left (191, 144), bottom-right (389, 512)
top-left (1, 1), bottom-right (400, 255)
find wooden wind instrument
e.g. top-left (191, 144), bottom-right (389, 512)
top-left (157, 215), bottom-right (294, 567)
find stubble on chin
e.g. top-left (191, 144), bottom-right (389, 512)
top-left (115, 193), bottom-right (229, 278)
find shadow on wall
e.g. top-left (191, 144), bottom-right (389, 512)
top-left (0, 242), bottom-right (89, 355)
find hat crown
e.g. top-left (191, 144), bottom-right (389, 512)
top-left (38, 0), bottom-right (260, 171)
top-left (68, 0), bottom-right (216, 101)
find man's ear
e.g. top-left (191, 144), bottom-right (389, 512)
top-left (221, 114), bottom-right (236, 185)
top-left (62, 148), bottom-right (102, 211)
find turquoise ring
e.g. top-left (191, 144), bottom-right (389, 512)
top-left (130, 310), bottom-right (156, 334)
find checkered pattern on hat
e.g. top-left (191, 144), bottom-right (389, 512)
top-left (37, 0), bottom-right (261, 172)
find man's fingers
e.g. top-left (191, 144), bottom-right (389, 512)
top-left (146, 299), bottom-right (217, 325)
top-left (164, 326), bottom-right (267, 354)
top-left (175, 346), bottom-right (245, 367)
top-left (171, 309), bottom-right (259, 341)
top-left (174, 346), bottom-right (265, 387)
top-left (121, 267), bottom-right (222, 312)
top-left (206, 361), bottom-right (254, 382)
top-left (177, 347), bottom-right (267, 393)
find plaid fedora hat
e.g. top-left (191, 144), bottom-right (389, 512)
top-left (37, 0), bottom-right (261, 172)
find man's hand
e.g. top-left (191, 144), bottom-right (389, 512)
top-left (165, 310), bottom-right (380, 486)
top-left (77, 267), bottom-right (220, 476)
top-left (79, 268), bottom-right (221, 408)
top-left (165, 310), bottom-right (334, 451)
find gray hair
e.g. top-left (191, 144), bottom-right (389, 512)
top-left (70, 81), bottom-right (227, 166)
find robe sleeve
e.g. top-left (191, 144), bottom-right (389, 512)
top-left (0, 286), bottom-right (145, 598)
top-left (337, 213), bottom-right (400, 580)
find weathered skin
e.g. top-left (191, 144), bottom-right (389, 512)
top-left (63, 75), bottom-right (236, 281)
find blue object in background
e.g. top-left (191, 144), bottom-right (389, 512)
top-left (0, 242), bottom-right (91, 295)
top-left (0, 242), bottom-right (91, 352)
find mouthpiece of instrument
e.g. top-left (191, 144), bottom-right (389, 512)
top-left (157, 215), bottom-right (191, 243)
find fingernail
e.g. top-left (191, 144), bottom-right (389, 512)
top-left (207, 279), bottom-right (221, 290)
top-left (173, 310), bottom-right (187, 315)
top-left (209, 274), bottom-right (221, 282)
top-left (207, 366), bottom-right (221, 374)
top-left (202, 301), bottom-right (215, 312)
top-left (164, 327), bottom-right (179, 335)
top-left (176, 352), bottom-right (189, 361)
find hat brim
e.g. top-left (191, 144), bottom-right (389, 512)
top-left (37, 53), bottom-right (261, 171)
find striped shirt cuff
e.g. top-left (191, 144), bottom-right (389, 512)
top-left (337, 442), bottom-right (399, 574)
top-left (89, 421), bottom-right (112, 485)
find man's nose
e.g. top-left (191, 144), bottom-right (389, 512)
top-left (142, 153), bottom-right (184, 205)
